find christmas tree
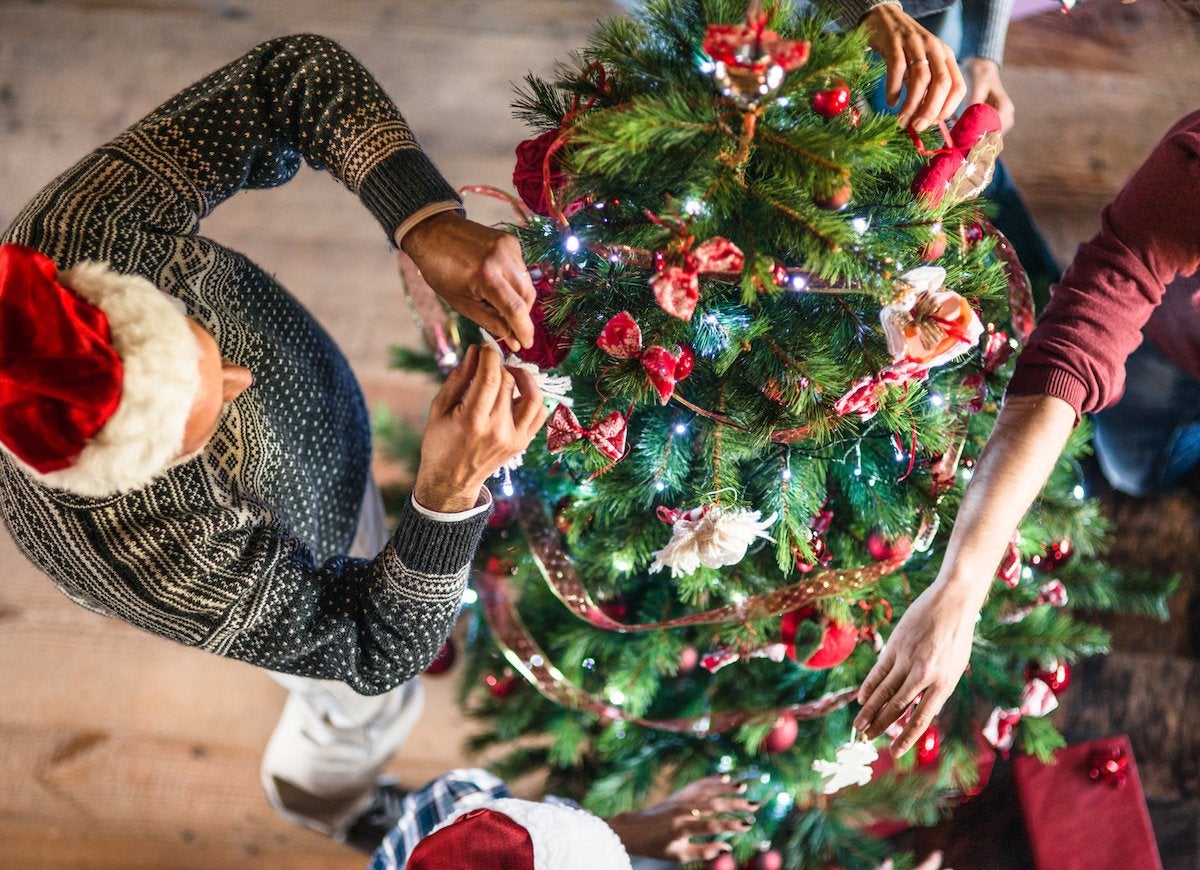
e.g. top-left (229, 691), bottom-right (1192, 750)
top-left (389, 1), bottom-right (1174, 866)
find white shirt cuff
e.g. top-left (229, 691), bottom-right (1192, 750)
top-left (410, 487), bottom-right (493, 522)
top-left (393, 201), bottom-right (466, 248)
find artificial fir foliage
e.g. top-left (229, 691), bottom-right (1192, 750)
top-left (385, 1), bottom-right (1175, 866)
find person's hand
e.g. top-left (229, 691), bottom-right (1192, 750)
top-left (604, 775), bottom-right (757, 863)
top-left (400, 211), bottom-right (536, 352)
top-left (861, 3), bottom-right (967, 132)
top-left (853, 580), bottom-right (980, 756)
top-left (413, 344), bottom-right (548, 512)
top-left (962, 57), bottom-right (1015, 134)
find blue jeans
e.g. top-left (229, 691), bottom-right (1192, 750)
top-left (1092, 340), bottom-right (1200, 496)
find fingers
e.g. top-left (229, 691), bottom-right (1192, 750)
top-left (677, 840), bottom-right (733, 864)
top-left (879, 33), bottom-right (906, 107)
top-left (896, 54), bottom-right (931, 128)
top-left (890, 688), bottom-right (947, 757)
top-left (430, 345), bottom-right (479, 415)
top-left (910, 51), bottom-right (965, 131)
top-left (462, 344), bottom-right (505, 414)
top-left (855, 644), bottom-right (894, 710)
top-left (853, 658), bottom-right (905, 736)
top-left (509, 366), bottom-right (549, 438)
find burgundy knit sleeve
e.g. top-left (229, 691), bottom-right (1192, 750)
top-left (1007, 110), bottom-right (1200, 418)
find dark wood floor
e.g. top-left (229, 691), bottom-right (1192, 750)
top-left (1, 0), bottom-right (1198, 867)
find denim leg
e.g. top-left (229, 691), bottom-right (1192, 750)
top-left (1092, 341), bottom-right (1200, 496)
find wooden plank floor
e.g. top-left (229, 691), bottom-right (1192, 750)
top-left (1, 1), bottom-right (1198, 867)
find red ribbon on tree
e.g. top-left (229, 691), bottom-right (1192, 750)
top-left (597, 311), bottom-right (694, 403)
top-left (546, 404), bottom-right (628, 462)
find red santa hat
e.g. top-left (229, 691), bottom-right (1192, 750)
top-left (407, 798), bottom-right (632, 870)
top-left (0, 243), bottom-right (201, 496)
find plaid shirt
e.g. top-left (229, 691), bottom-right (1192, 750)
top-left (367, 768), bottom-right (513, 869)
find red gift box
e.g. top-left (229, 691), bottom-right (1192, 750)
top-left (1013, 734), bottom-right (1161, 870)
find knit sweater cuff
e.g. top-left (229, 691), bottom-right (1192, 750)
top-left (1005, 364), bottom-right (1087, 422)
top-left (388, 491), bottom-right (492, 577)
top-left (833, 0), bottom-right (899, 31)
top-left (359, 148), bottom-right (462, 247)
top-left (962, 0), bottom-right (1014, 65)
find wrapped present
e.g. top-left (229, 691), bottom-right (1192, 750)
top-left (1013, 734), bottom-right (1161, 870)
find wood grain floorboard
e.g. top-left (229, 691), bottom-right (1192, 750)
top-left (1, 0), bottom-right (1198, 867)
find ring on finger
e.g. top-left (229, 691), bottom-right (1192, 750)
top-left (690, 808), bottom-right (702, 818)
top-left (907, 57), bottom-right (930, 66)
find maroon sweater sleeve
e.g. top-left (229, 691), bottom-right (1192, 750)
top-left (1006, 110), bottom-right (1200, 417)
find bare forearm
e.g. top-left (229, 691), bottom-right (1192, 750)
top-left (935, 393), bottom-right (1076, 605)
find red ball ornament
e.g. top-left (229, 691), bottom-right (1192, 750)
top-left (485, 555), bottom-right (517, 575)
top-left (704, 854), bottom-right (738, 870)
top-left (849, 106), bottom-right (861, 127)
top-left (1033, 537), bottom-right (1073, 572)
top-left (811, 80), bottom-right (851, 118)
top-left (599, 596), bottom-right (628, 621)
top-left (1025, 658), bottom-right (1071, 695)
top-left (678, 645), bottom-right (699, 674)
top-left (814, 182), bottom-right (852, 211)
top-left (746, 850), bottom-right (784, 870)
top-left (425, 639), bottom-right (456, 676)
top-left (487, 499), bottom-right (517, 529)
top-left (763, 713), bottom-right (799, 753)
top-left (866, 530), bottom-right (913, 563)
top-left (781, 606), bottom-right (857, 669)
top-left (675, 345), bottom-right (696, 381)
top-left (920, 231), bottom-right (948, 263)
top-left (485, 672), bottom-right (517, 699)
top-left (915, 725), bottom-right (940, 767)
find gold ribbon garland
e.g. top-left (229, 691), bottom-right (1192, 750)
top-left (475, 568), bottom-right (859, 734)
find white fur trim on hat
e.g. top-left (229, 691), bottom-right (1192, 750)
top-left (28, 260), bottom-right (201, 497)
top-left (436, 798), bottom-right (632, 870)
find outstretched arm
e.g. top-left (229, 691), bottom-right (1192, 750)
top-left (854, 393), bottom-right (1075, 754)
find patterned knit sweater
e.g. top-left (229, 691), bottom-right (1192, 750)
top-left (0, 35), bottom-right (488, 695)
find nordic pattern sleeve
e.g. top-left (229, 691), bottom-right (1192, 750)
top-left (960, 0), bottom-right (1013, 65)
top-left (106, 33), bottom-right (460, 240)
top-left (1007, 110), bottom-right (1200, 417)
top-left (0, 452), bottom-right (490, 696)
top-left (213, 497), bottom-right (490, 694)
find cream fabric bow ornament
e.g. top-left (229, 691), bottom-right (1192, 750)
top-left (650, 504), bottom-right (776, 577)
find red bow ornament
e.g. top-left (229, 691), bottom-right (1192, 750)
top-left (833, 358), bottom-right (928, 420)
top-left (996, 532), bottom-right (1023, 588)
top-left (1088, 743), bottom-right (1130, 788)
top-left (650, 236), bottom-right (745, 322)
top-left (982, 677), bottom-right (1059, 753)
top-left (703, 1), bottom-right (810, 108)
top-left (597, 311), bottom-right (695, 403)
top-left (546, 404), bottom-right (627, 462)
top-left (997, 578), bottom-right (1070, 625)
